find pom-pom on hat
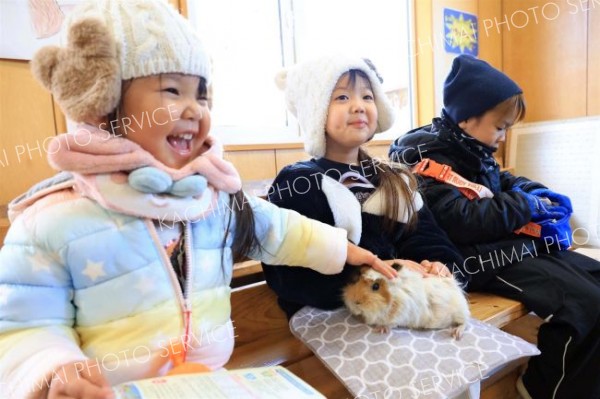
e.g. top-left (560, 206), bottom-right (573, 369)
top-left (30, 0), bottom-right (211, 123)
top-left (443, 55), bottom-right (522, 124)
top-left (275, 55), bottom-right (396, 158)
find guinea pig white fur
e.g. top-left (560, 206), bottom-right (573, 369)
top-left (342, 263), bottom-right (470, 339)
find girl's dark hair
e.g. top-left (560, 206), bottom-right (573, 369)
top-left (342, 69), bottom-right (419, 232)
top-left (343, 69), bottom-right (371, 92)
top-left (105, 79), bottom-right (132, 134)
top-left (106, 75), bottom-right (259, 263)
top-left (358, 149), bottom-right (419, 232)
top-left (225, 192), bottom-right (260, 262)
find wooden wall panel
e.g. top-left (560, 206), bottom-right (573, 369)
top-left (0, 228), bottom-right (7, 247)
top-left (414, 0), bottom-right (435, 125)
top-left (224, 150), bottom-right (277, 181)
top-left (502, 0), bottom-right (587, 122)
top-left (481, 0), bottom-right (506, 167)
top-left (0, 60), bottom-right (57, 205)
top-left (588, 5), bottom-right (600, 115)
top-left (1, 204), bottom-right (8, 246)
top-left (275, 149), bottom-right (310, 173)
top-left (364, 143), bottom-right (393, 161)
top-left (477, 0), bottom-right (503, 70)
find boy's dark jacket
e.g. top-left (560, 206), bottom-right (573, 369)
top-left (262, 156), bottom-right (466, 318)
top-left (389, 114), bottom-right (548, 290)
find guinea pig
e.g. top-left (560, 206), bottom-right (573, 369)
top-left (342, 263), bottom-right (470, 339)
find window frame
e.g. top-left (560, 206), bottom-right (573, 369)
top-left (186, 0), bottom-right (417, 147)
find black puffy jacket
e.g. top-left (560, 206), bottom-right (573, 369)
top-left (389, 114), bottom-right (547, 289)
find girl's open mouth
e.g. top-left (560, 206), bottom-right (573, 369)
top-left (167, 133), bottom-right (194, 155)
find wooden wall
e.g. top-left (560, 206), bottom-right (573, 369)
top-left (0, 60), bottom-right (57, 205)
top-left (502, 0), bottom-right (588, 122)
top-left (224, 143), bottom-right (393, 183)
top-left (414, 0), bottom-right (435, 126)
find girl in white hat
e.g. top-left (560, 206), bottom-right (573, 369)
top-left (263, 55), bottom-right (467, 319)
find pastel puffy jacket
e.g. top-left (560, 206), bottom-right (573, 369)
top-left (0, 178), bottom-right (347, 398)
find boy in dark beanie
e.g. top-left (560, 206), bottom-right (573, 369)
top-left (390, 55), bottom-right (600, 399)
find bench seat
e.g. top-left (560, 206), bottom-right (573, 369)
top-left (226, 278), bottom-right (536, 398)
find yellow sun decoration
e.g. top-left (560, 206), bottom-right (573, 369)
top-left (445, 14), bottom-right (477, 53)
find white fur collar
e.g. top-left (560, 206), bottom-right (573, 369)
top-left (320, 174), bottom-right (423, 244)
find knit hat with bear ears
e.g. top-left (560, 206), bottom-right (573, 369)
top-left (275, 55), bottom-right (396, 158)
top-left (31, 0), bottom-right (211, 123)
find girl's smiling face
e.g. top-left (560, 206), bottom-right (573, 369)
top-left (116, 74), bottom-right (211, 169)
top-left (324, 71), bottom-right (378, 161)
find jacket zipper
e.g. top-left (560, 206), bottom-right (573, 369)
top-left (181, 222), bottom-right (194, 362)
top-left (145, 220), bottom-right (193, 363)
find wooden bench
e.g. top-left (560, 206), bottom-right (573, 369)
top-left (226, 267), bottom-right (540, 399)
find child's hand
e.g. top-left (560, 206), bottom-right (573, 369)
top-left (420, 260), bottom-right (453, 278)
top-left (385, 259), bottom-right (428, 276)
top-left (48, 360), bottom-right (114, 399)
top-left (530, 188), bottom-right (573, 214)
top-left (346, 243), bottom-right (397, 279)
top-left (386, 259), bottom-right (452, 278)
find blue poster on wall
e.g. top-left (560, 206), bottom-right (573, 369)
top-left (444, 8), bottom-right (478, 56)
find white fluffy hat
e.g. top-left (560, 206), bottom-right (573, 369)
top-left (31, 0), bottom-right (210, 122)
top-left (275, 55), bottom-right (396, 157)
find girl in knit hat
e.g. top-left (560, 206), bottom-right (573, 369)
top-left (262, 55), bottom-right (468, 319)
top-left (0, 1), bottom-right (398, 398)
top-left (391, 55), bottom-right (600, 398)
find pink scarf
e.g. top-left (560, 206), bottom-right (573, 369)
top-left (44, 125), bottom-right (242, 221)
top-left (48, 125), bottom-right (241, 193)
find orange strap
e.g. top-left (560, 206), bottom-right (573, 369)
top-left (413, 158), bottom-right (541, 238)
top-left (514, 222), bottom-right (542, 237)
top-left (413, 158), bottom-right (491, 200)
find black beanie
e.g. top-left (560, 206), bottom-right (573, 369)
top-left (443, 55), bottom-right (522, 124)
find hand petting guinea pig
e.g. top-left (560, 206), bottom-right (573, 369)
top-left (342, 262), bottom-right (470, 339)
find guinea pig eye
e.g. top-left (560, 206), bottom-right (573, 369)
top-left (371, 282), bottom-right (380, 291)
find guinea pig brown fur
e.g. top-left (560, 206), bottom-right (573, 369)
top-left (342, 263), bottom-right (470, 338)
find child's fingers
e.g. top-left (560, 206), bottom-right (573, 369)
top-left (79, 360), bottom-right (112, 391)
top-left (394, 259), bottom-right (428, 276)
top-left (49, 362), bottom-right (114, 399)
top-left (371, 258), bottom-right (398, 279)
top-left (61, 381), bottom-right (114, 399)
top-left (346, 244), bottom-right (382, 268)
top-left (345, 244), bottom-right (397, 279)
top-left (421, 261), bottom-right (452, 278)
top-left (430, 262), bottom-right (452, 277)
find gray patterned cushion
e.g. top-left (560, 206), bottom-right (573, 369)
top-left (290, 307), bottom-right (539, 399)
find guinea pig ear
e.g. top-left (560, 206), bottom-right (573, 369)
top-left (345, 267), bottom-right (362, 284)
top-left (392, 262), bottom-right (403, 271)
